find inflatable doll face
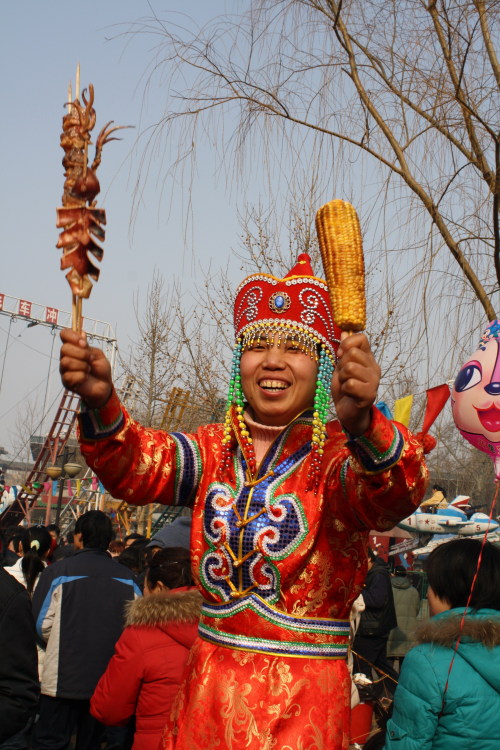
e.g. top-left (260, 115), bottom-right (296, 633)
top-left (452, 336), bottom-right (500, 440)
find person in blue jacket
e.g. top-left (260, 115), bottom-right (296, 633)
top-left (384, 537), bottom-right (500, 750)
top-left (32, 510), bottom-right (141, 750)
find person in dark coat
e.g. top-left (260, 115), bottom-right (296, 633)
top-left (2, 528), bottom-right (24, 567)
top-left (0, 567), bottom-right (39, 744)
top-left (52, 531), bottom-right (76, 561)
top-left (353, 549), bottom-right (399, 696)
top-left (146, 516), bottom-right (191, 557)
top-left (31, 511), bottom-right (141, 750)
top-left (387, 566), bottom-right (421, 666)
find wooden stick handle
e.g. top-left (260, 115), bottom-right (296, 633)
top-left (71, 295), bottom-right (78, 332)
top-left (76, 297), bottom-right (83, 333)
top-left (71, 295), bottom-right (83, 333)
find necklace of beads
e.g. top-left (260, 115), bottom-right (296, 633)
top-left (220, 332), bottom-right (335, 491)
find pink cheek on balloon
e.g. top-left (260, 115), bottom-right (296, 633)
top-left (452, 391), bottom-right (482, 433)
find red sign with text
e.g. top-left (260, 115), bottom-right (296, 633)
top-left (18, 300), bottom-right (32, 317)
top-left (45, 307), bottom-right (59, 325)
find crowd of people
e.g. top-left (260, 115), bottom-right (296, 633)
top-left (0, 513), bottom-right (199, 750)
top-left (0, 253), bottom-right (499, 749)
top-left (1, 516), bottom-right (500, 749)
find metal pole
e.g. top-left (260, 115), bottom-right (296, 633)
top-left (41, 328), bottom-right (57, 433)
top-left (54, 472), bottom-right (66, 527)
top-left (45, 483), bottom-right (55, 526)
top-left (0, 317), bottom-right (13, 397)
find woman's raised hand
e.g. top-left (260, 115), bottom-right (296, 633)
top-left (331, 332), bottom-right (380, 437)
top-left (60, 329), bottom-right (113, 409)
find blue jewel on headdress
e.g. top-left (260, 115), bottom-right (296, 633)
top-left (269, 291), bottom-right (291, 314)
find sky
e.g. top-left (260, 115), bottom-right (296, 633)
top-left (1, 1), bottom-right (489, 462)
top-left (0, 0), bottom-right (245, 455)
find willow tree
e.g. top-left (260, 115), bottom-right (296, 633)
top-left (132, 0), bottom-right (499, 389)
top-left (120, 271), bottom-right (227, 431)
top-left (120, 272), bottom-right (185, 427)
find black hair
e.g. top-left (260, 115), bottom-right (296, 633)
top-left (20, 526), bottom-right (52, 596)
top-left (6, 528), bottom-right (25, 556)
top-left (125, 532), bottom-right (146, 543)
top-left (46, 523), bottom-right (60, 536)
top-left (432, 484), bottom-right (446, 494)
top-left (146, 547), bottom-right (192, 590)
top-left (74, 510), bottom-right (114, 550)
top-left (361, 731), bottom-right (386, 750)
top-left (426, 538), bottom-right (500, 611)
top-left (118, 543), bottom-right (148, 574)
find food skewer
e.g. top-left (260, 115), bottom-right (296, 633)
top-left (57, 65), bottom-right (128, 331)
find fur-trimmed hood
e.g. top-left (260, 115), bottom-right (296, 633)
top-left (416, 610), bottom-right (500, 649)
top-left (124, 587), bottom-right (202, 628)
top-left (415, 608), bottom-right (500, 692)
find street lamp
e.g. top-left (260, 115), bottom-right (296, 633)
top-left (46, 461), bottom-right (82, 526)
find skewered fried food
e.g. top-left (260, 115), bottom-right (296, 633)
top-left (57, 82), bottom-right (127, 318)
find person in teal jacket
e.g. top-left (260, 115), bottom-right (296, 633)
top-left (383, 538), bottom-right (500, 750)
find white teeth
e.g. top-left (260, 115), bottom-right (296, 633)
top-left (260, 380), bottom-right (289, 390)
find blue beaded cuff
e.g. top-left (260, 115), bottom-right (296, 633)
top-left (348, 423), bottom-right (404, 474)
top-left (79, 398), bottom-right (124, 440)
top-left (171, 432), bottom-right (202, 506)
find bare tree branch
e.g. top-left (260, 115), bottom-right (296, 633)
top-left (125, 0), bottom-right (499, 383)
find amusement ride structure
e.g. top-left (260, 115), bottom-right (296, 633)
top-left (0, 293), bottom-right (191, 535)
top-left (0, 291), bottom-right (117, 531)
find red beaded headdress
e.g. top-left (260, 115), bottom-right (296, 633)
top-left (233, 253), bottom-right (340, 359)
top-left (220, 254), bottom-right (341, 492)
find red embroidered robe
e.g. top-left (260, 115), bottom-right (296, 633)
top-left (78, 394), bottom-right (427, 750)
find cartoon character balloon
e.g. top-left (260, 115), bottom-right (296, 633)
top-left (452, 320), bottom-right (500, 479)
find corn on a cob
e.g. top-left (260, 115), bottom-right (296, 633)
top-left (315, 200), bottom-right (366, 332)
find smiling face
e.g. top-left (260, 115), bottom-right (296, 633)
top-left (240, 334), bottom-right (318, 426)
top-left (452, 338), bottom-right (500, 440)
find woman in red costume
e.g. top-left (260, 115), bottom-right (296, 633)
top-left (59, 254), bottom-right (428, 750)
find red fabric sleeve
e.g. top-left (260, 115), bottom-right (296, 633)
top-left (78, 398), bottom-right (200, 507)
top-left (331, 408), bottom-right (428, 531)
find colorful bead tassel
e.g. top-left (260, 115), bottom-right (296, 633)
top-left (220, 339), bottom-right (257, 479)
top-left (307, 345), bottom-right (335, 492)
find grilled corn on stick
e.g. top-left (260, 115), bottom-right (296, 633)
top-left (315, 200), bottom-right (366, 332)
